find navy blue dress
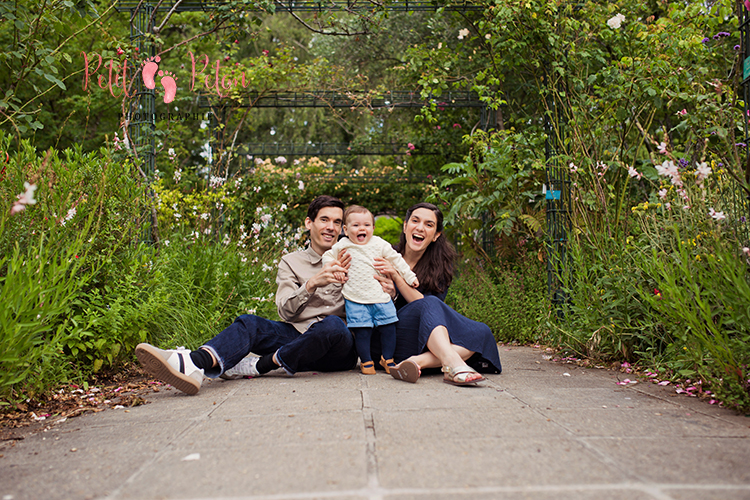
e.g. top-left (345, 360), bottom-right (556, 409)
top-left (373, 289), bottom-right (502, 374)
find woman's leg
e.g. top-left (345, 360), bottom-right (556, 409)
top-left (409, 326), bottom-right (482, 382)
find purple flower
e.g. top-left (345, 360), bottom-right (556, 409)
top-left (735, 45), bottom-right (741, 51)
top-left (713, 34), bottom-right (721, 40)
top-left (718, 32), bottom-right (731, 37)
top-left (741, 216), bottom-right (747, 223)
top-left (678, 158), bottom-right (689, 168)
top-left (736, 143), bottom-right (747, 148)
top-left (702, 37), bottom-right (710, 43)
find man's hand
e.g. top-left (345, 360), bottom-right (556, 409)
top-left (306, 260), bottom-right (348, 292)
top-left (337, 248), bottom-right (352, 270)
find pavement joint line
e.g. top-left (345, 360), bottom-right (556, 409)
top-left (360, 385), bottom-right (383, 499)
top-left (141, 482), bottom-right (750, 500)
top-left (99, 385), bottom-right (242, 500)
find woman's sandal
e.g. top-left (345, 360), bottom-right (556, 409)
top-left (390, 359), bottom-right (420, 383)
top-left (442, 365), bottom-right (485, 386)
top-left (360, 361), bottom-right (376, 375)
top-left (379, 357), bottom-right (397, 374)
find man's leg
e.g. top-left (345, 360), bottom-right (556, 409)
top-left (276, 316), bottom-right (357, 374)
top-left (201, 314), bottom-right (299, 378)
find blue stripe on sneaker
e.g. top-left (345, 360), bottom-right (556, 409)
top-left (178, 352), bottom-right (185, 374)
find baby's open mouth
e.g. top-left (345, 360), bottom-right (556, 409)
top-left (356, 233), bottom-right (367, 242)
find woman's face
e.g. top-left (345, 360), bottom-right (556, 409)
top-left (403, 207), bottom-right (440, 254)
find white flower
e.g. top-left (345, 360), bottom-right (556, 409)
top-left (200, 213), bottom-right (209, 220)
top-left (607, 13), bottom-right (625, 29)
top-left (280, 203), bottom-right (287, 211)
top-left (657, 142), bottom-right (667, 154)
top-left (10, 182), bottom-right (37, 215)
top-left (709, 208), bottom-right (726, 220)
top-left (658, 189), bottom-right (668, 199)
top-left (743, 247), bottom-right (750, 257)
top-left (485, 33), bottom-right (491, 40)
top-left (275, 156), bottom-right (287, 164)
top-left (458, 28), bottom-right (470, 40)
top-left (627, 166), bottom-right (642, 180)
top-left (656, 160), bottom-right (678, 178)
top-left (298, 180), bottom-right (305, 190)
top-left (695, 162), bottom-right (712, 181)
top-left (569, 162), bottom-right (578, 173)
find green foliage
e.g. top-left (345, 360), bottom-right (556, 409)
top-left (0, 134), bottom-right (281, 402)
top-left (374, 216), bottom-right (403, 245)
top-left (447, 253), bottom-right (548, 344)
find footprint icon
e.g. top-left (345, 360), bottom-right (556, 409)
top-left (141, 55), bottom-right (161, 90)
top-left (159, 70), bottom-right (177, 104)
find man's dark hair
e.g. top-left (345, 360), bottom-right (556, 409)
top-left (307, 195), bottom-right (345, 221)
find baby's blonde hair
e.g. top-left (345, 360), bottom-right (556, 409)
top-left (344, 205), bottom-right (374, 225)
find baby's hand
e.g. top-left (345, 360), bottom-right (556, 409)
top-left (333, 271), bottom-right (347, 283)
top-left (412, 277), bottom-right (420, 288)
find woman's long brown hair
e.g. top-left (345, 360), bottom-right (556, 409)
top-left (395, 202), bottom-right (457, 294)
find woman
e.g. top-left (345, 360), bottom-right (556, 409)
top-left (372, 202), bottom-right (502, 385)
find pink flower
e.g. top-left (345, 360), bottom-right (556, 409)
top-left (677, 109), bottom-right (687, 116)
top-left (657, 142), bottom-right (667, 154)
top-left (407, 143), bottom-right (415, 150)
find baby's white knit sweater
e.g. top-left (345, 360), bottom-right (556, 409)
top-left (322, 235), bottom-right (417, 304)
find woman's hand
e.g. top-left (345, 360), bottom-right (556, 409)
top-left (373, 257), bottom-right (396, 278)
top-left (374, 274), bottom-right (396, 299)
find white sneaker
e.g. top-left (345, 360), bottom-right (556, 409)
top-left (135, 343), bottom-right (204, 395)
top-left (220, 355), bottom-right (261, 380)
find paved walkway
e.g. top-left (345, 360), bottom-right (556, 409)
top-left (2, 345), bottom-right (749, 500)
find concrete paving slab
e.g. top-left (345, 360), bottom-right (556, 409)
top-left (581, 436), bottom-right (750, 484)
top-left (373, 407), bottom-right (563, 440)
top-left (178, 411), bottom-right (366, 447)
top-left (116, 443), bottom-right (368, 499)
top-left (2, 345), bottom-right (749, 500)
top-left (376, 437), bottom-right (629, 489)
top-left (508, 386), bottom-right (679, 410)
top-left (541, 408), bottom-right (750, 437)
top-left (666, 486), bottom-right (750, 500)
top-left (382, 486), bottom-right (665, 500)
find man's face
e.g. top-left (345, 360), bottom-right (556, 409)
top-left (305, 206), bottom-right (344, 254)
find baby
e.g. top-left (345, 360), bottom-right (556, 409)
top-left (322, 205), bottom-right (418, 374)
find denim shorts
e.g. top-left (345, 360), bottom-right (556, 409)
top-left (345, 300), bottom-right (398, 328)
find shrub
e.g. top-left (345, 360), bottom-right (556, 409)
top-left (447, 253), bottom-right (548, 344)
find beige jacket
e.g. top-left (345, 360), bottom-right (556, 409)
top-left (276, 246), bottom-right (345, 333)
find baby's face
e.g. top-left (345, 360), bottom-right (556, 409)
top-left (344, 212), bottom-right (374, 245)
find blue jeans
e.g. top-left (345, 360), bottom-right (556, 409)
top-left (201, 315), bottom-right (357, 378)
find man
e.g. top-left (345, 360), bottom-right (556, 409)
top-left (135, 195), bottom-right (358, 395)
